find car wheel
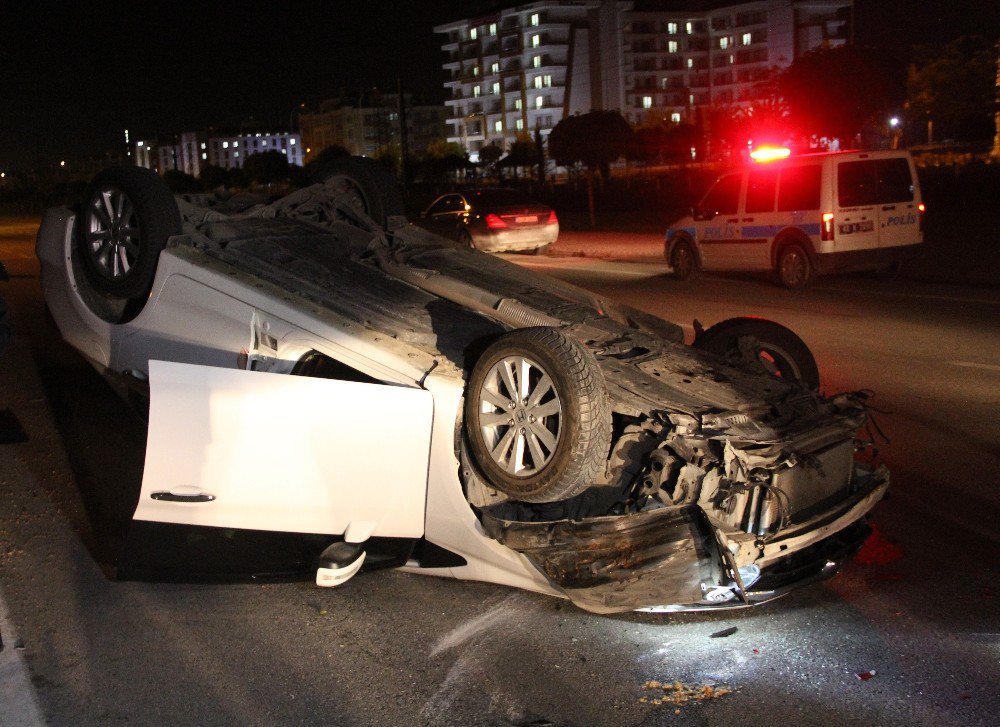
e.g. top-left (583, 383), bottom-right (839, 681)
top-left (776, 243), bottom-right (813, 289)
top-left (76, 167), bottom-right (181, 301)
top-left (693, 317), bottom-right (820, 389)
top-left (464, 327), bottom-right (612, 503)
top-left (531, 244), bottom-right (551, 256)
top-left (458, 230), bottom-right (476, 250)
top-left (318, 156), bottom-right (405, 230)
top-left (669, 238), bottom-right (696, 280)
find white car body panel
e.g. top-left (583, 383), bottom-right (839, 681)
top-left (135, 360), bottom-right (433, 537)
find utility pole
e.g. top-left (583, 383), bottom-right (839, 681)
top-left (397, 78), bottom-right (410, 187)
top-left (992, 40), bottom-right (1000, 159)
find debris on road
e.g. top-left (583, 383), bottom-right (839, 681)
top-left (639, 680), bottom-right (735, 708)
top-left (710, 626), bottom-right (738, 638)
top-left (855, 670), bottom-right (876, 681)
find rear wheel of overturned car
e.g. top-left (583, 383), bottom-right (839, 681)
top-left (694, 317), bottom-right (820, 389)
top-left (76, 166), bottom-right (181, 301)
top-left (669, 238), bottom-right (697, 280)
top-left (776, 242), bottom-right (814, 289)
top-left (318, 156), bottom-right (405, 230)
top-left (464, 327), bottom-right (612, 503)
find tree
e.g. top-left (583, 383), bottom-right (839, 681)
top-left (242, 150), bottom-right (290, 186)
top-left (478, 142), bottom-right (503, 178)
top-left (548, 110), bottom-right (633, 227)
top-left (304, 145), bottom-right (350, 182)
top-left (161, 169), bottom-right (199, 193)
top-left (199, 164), bottom-right (228, 190)
top-left (504, 135), bottom-right (538, 179)
top-left (372, 143), bottom-right (401, 175)
top-left (548, 110), bottom-right (633, 179)
top-left (778, 46), bottom-right (895, 142)
top-left (907, 36), bottom-right (995, 142)
top-left (417, 139), bottom-right (469, 181)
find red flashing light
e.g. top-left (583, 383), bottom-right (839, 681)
top-left (917, 202), bottom-right (925, 232)
top-left (750, 146), bottom-right (791, 163)
top-left (821, 212), bottom-right (835, 241)
top-left (546, 210), bottom-right (558, 225)
top-left (485, 213), bottom-right (508, 230)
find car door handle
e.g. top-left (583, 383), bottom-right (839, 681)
top-left (151, 488), bottom-right (216, 503)
top-left (881, 205), bottom-right (895, 211)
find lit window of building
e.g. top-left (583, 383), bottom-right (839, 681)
top-left (473, 85), bottom-right (481, 97)
top-left (671, 112), bottom-right (681, 123)
top-left (489, 22), bottom-right (497, 36)
top-left (470, 27), bottom-right (477, 39)
top-left (532, 34), bottom-right (540, 48)
top-left (667, 22), bottom-right (678, 34)
top-left (686, 21), bottom-right (692, 34)
top-left (492, 82), bottom-right (500, 95)
top-left (533, 55), bottom-right (541, 68)
top-left (494, 120), bottom-right (502, 132)
top-left (642, 95), bottom-right (652, 109)
top-left (742, 32), bottom-right (752, 45)
top-left (223, 141), bottom-right (229, 148)
top-left (720, 37), bottom-right (729, 49)
top-left (515, 98), bottom-right (522, 110)
top-left (535, 96), bottom-right (544, 109)
top-left (530, 13), bottom-right (539, 26)
top-left (515, 119), bottom-right (523, 131)
top-left (534, 75), bottom-right (543, 89)
top-left (687, 58), bottom-right (694, 68)
top-left (491, 62), bottom-right (499, 73)
top-left (668, 40), bottom-right (678, 53)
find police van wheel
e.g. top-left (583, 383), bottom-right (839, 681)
top-left (669, 239), bottom-right (697, 280)
top-left (776, 243), bottom-right (813, 289)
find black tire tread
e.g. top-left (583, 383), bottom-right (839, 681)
top-left (466, 327), bottom-right (612, 503)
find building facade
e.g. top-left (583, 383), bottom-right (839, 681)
top-left (436, 0), bottom-right (851, 156)
top-left (298, 94), bottom-right (448, 162)
top-left (435, 1), bottom-right (597, 161)
top-left (137, 129), bottom-right (303, 176)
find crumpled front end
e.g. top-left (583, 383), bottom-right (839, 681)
top-left (479, 387), bottom-right (889, 614)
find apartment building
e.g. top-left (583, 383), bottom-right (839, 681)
top-left (437, 0), bottom-right (851, 157)
top-left (138, 129), bottom-right (303, 176)
top-left (298, 94), bottom-right (448, 161)
top-left (435, 2), bottom-right (598, 161)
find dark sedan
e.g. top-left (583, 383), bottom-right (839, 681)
top-left (418, 188), bottom-right (558, 254)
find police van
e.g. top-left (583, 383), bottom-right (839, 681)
top-left (664, 149), bottom-right (925, 288)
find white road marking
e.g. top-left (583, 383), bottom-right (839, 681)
top-left (948, 361), bottom-right (1000, 373)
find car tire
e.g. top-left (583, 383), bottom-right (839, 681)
top-left (458, 230), bottom-right (476, 250)
top-left (693, 317), bottom-right (820, 389)
top-left (317, 156), bottom-right (405, 230)
top-left (776, 242), bottom-right (813, 289)
top-left (669, 238), bottom-right (697, 280)
top-left (76, 167), bottom-right (181, 301)
top-left (531, 244), bottom-right (551, 256)
top-left (464, 327), bottom-right (612, 503)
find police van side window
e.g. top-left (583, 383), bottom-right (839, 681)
top-left (837, 161), bottom-right (878, 207)
top-left (701, 173), bottom-right (741, 216)
top-left (746, 169), bottom-right (778, 213)
top-left (776, 164), bottom-right (821, 212)
top-left (876, 158), bottom-right (914, 203)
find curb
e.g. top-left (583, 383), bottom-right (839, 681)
top-left (0, 586), bottom-right (45, 726)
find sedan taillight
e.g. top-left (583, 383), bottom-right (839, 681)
top-left (485, 213), bottom-right (507, 230)
top-left (546, 210), bottom-right (558, 225)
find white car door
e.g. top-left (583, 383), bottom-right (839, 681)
top-left (133, 360), bottom-right (433, 538)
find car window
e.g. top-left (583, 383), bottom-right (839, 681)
top-left (746, 168), bottom-right (778, 213)
top-left (701, 173), bottom-right (741, 216)
top-left (837, 160), bottom-right (878, 207)
top-left (776, 164), bottom-right (821, 211)
top-left (428, 195), bottom-right (464, 215)
top-left (465, 189), bottom-right (533, 207)
top-left (876, 158), bottom-right (914, 203)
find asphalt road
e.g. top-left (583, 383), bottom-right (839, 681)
top-left (1, 221), bottom-right (999, 726)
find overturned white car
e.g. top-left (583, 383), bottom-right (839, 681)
top-left (36, 160), bottom-right (888, 613)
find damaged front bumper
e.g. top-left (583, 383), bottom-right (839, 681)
top-left (482, 464), bottom-right (889, 614)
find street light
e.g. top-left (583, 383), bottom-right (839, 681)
top-left (889, 117), bottom-right (900, 128)
top-left (59, 160), bottom-right (66, 167)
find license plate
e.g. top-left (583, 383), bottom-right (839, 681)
top-left (514, 215), bottom-right (538, 224)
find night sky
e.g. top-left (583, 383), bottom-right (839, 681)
top-left (1, 0), bottom-right (994, 170)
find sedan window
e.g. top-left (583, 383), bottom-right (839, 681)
top-left (428, 195), bottom-right (465, 215)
